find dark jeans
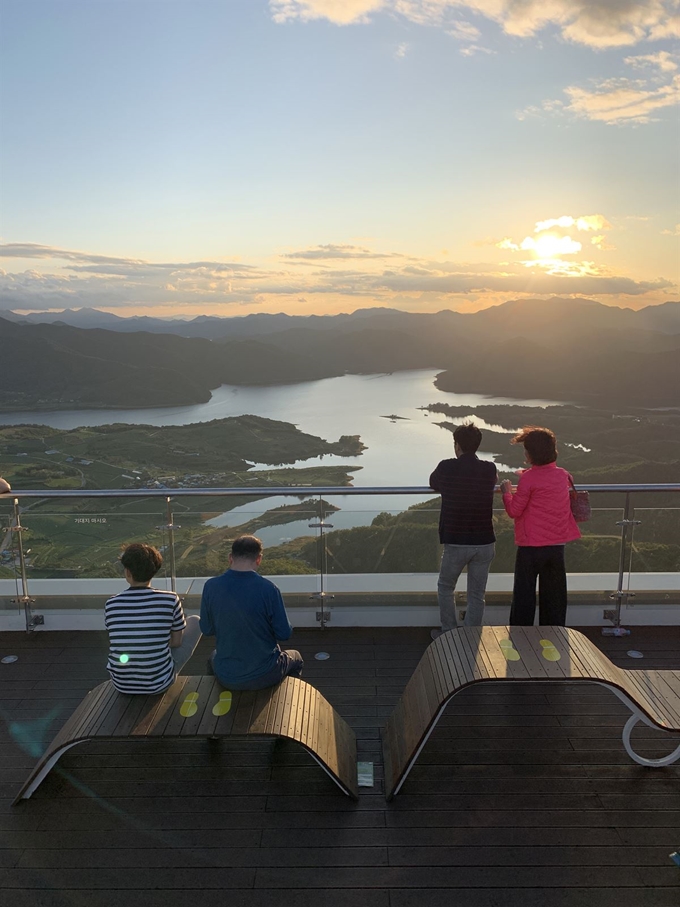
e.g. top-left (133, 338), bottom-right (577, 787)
top-left (510, 545), bottom-right (568, 626)
top-left (211, 648), bottom-right (304, 691)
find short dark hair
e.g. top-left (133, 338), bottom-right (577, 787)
top-left (453, 422), bottom-right (482, 454)
top-left (231, 535), bottom-right (263, 560)
top-left (120, 543), bottom-right (162, 582)
top-left (511, 426), bottom-right (557, 465)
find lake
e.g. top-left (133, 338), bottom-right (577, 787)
top-left (1, 370), bottom-right (559, 544)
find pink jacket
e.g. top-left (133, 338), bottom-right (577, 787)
top-left (502, 462), bottom-right (581, 547)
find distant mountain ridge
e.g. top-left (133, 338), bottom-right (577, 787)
top-left (3, 297), bottom-right (679, 338)
top-left (1, 298), bottom-right (678, 409)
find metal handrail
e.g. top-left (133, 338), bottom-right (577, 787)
top-left (2, 483), bottom-right (679, 499)
top-left (1, 483), bottom-right (678, 634)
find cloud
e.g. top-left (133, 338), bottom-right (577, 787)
top-left (371, 267), bottom-right (673, 296)
top-left (522, 52), bottom-right (680, 125)
top-left (447, 20), bottom-right (481, 41)
top-left (564, 74), bottom-right (680, 124)
top-left (1, 240), bottom-right (674, 313)
top-left (459, 43), bottom-right (495, 56)
top-left (394, 41), bottom-right (409, 57)
top-left (661, 224), bottom-right (680, 235)
top-left (625, 50), bottom-right (678, 73)
top-left (270, 0), bottom-right (678, 49)
top-left (270, 0), bottom-right (385, 25)
top-left (591, 234), bottom-right (617, 250)
top-left (0, 243), bottom-right (147, 267)
top-left (282, 243), bottom-right (409, 260)
top-left (535, 214), bottom-right (613, 233)
top-left (649, 14), bottom-right (680, 38)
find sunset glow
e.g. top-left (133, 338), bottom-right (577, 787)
top-left (0, 1), bottom-right (677, 316)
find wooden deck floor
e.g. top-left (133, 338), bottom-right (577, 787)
top-left (1, 626), bottom-right (679, 907)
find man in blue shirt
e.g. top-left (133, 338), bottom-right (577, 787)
top-left (199, 535), bottom-right (303, 690)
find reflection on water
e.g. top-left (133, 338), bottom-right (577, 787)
top-left (2, 369), bottom-right (557, 539)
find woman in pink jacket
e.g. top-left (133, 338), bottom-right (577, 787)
top-left (500, 426), bottom-right (580, 626)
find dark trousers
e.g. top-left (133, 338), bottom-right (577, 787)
top-left (510, 546), bottom-right (568, 626)
top-left (212, 649), bottom-right (304, 691)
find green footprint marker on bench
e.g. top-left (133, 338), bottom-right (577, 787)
top-left (212, 691), bottom-right (232, 717)
top-left (499, 639), bottom-right (521, 661)
top-left (540, 639), bottom-right (561, 661)
top-left (179, 692), bottom-right (199, 717)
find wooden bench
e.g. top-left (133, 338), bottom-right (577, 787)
top-left (382, 626), bottom-right (680, 800)
top-left (13, 675), bottom-right (358, 805)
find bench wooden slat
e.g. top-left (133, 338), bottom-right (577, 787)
top-left (213, 689), bottom-right (241, 735)
top-left (249, 687), bottom-right (276, 735)
top-left (469, 627), bottom-right (505, 679)
top-left (460, 629), bottom-right (490, 680)
top-left (113, 694), bottom-right (155, 737)
top-left (77, 683), bottom-right (117, 736)
top-left (146, 677), bottom-right (190, 737)
top-left (181, 676), bottom-right (219, 736)
top-left (382, 626), bottom-right (680, 800)
top-left (489, 626), bottom-right (531, 680)
top-left (522, 628), bottom-right (568, 679)
top-left (196, 680), bottom-right (226, 737)
top-left (13, 676), bottom-right (358, 805)
top-left (232, 690), bottom-right (258, 736)
top-left (426, 646), bottom-right (448, 701)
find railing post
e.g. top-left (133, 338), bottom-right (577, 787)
top-left (604, 492), bottom-right (641, 634)
top-left (309, 495), bottom-right (333, 628)
top-left (11, 498), bottom-right (41, 633)
top-left (156, 496), bottom-right (179, 593)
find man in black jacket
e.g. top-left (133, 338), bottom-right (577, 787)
top-left (429, 422), bottom-right (497, 638)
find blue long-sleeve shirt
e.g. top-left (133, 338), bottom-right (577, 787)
top-left (199, 569), bottom-right (293, 685)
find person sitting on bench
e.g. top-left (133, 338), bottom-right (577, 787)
top-left (105, 543), bottom-right (202, 694)
top-left (200, 535), bottom-right (303, 690)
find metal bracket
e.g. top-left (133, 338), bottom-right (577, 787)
top-left (28, 614), bottom-right (44, 628)
top-left (609, 591), bottom-right (636, 600)
top-left (156, 523), bottom-right (181, 531)
top-left (316, 611), bottom-right (331, 623)
top-left (615, 519), bottom-right (642, 527)
top-left (603, 609), bottom-right (617, 622)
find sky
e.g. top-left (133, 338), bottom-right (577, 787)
top-left (0, 0), bottom-right (678, 318)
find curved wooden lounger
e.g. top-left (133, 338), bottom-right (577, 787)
top-left (382, 626), bottom-right (680, 800)
top-left (13, 675), bottom-right (358, 805)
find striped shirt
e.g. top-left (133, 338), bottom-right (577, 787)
top-left (430, 453), bottom-right (498, 546)
top-left (104, 586), bottom-right (186, 694)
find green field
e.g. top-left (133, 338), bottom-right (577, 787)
top-left (0, 417), bottom-right (363, 578)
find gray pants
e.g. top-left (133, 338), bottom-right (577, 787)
top-left (437, 543), bottom-right (495, 630)
top-left (170, 615), bottom-right (203, 672)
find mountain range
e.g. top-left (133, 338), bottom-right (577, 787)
top-left (1, 297), bottom-right (678, 409)
top-left (2, 297), bottom-right (679, 338)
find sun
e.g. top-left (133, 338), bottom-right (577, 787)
top-left (535, 234), bottom-right (578, 258)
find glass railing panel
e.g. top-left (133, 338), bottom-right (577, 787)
top-left (628, 505), bottom-right (680, 575)
top-left (0, 498), bottom-right (16, 582)
top-left (14, 502), bottom-right (168, 580)
top-left (0, 488), bottom-right (678, 626)
top-left (171, 494), bottom-right (324, 580)
top-left (320, 505), bottom-right (442, 576)
top-left (565, 504), bottom-right (627, 574)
